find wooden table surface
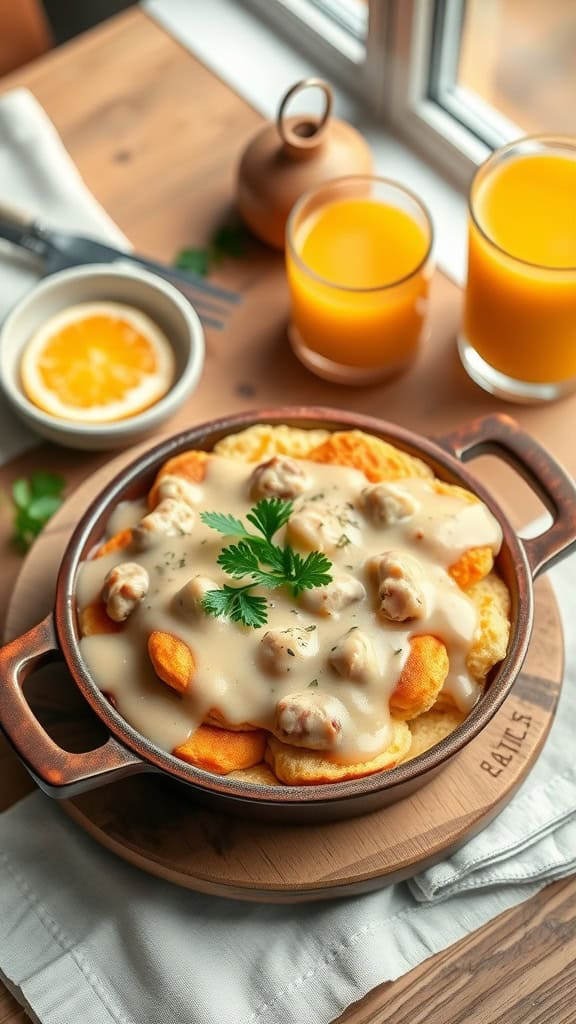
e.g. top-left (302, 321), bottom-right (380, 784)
top-left (0, 8), bottom-right (574, 1023)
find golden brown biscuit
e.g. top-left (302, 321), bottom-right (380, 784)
top-left (449, 546), bottom-right (494, 591)
top-left (390, 635), bottom-right (450, 720)
top-left (227, 763), bottom-right (283, 786)
top-left (205, 708), bottom-right (259, 732)
top-left (264, 719), bottom-right (411, 785)
top-left (79, 602), bottom-right (122, 636)
top-left (306, 430), bottom-right (433, 483)
top-left (404, 706), bottom-right (466, 760)
top-left (432, 480), bottom-right (478, 504)
top-left (432, 482), bottom-right (494, 589)
top-left (148, 631), bottom-right (195, 694)
top-left (466, 572), bottom-right (511, 684)
top-left (213, 424), bottom-right (330, 462)
top-left (94, 527), bottom-right (133, 560)
top-left (148, 449), bottom-right (209, 507)
top-left (174, 725), bottom-right (267, 774)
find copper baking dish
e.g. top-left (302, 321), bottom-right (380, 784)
top-left (1, 407), bottom-right (575, 823)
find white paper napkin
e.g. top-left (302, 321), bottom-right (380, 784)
top-left (0, 87), bottom-right (129, 462)
top-left (0, 87), bottom-right (575, 1024)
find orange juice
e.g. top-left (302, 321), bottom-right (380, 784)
top-left (286, 179), bottom-right (432, 384)
top-left (462, 143), bottom-right (576, 392)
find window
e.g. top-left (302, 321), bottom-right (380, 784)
top-left (301, 0), bottom-right (368, 44)
top-left (242, 0), bottom-right (576, 189)
top-left (431, 0), bottom-right (576, 144)
top-left (241, 0), bottom-right (370, 95)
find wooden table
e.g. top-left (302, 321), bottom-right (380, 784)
top-left (0, 8), bottom-right (574, 1022)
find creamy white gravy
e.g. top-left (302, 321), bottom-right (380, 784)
top-left (77, 455), bottom-right (502, 763)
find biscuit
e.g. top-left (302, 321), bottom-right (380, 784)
top-left (79, 602), bottom-right (122, 636)
top-left (449, 546), bottom-right (494, 590)
top-left (306, 430), bottom-right (434, 483)
top-left (213, 424), bottom-right (330, 462)
top-left (466, 572), bottom-right (511, 684)
top-left (174, 724), bottom-right (267, 774)
top-left (390, 635), bottom-right (450, 720)
top-left (205, 709), bottom-right (259, 732)
top-left (264, 719), bottom-right (411, 785)
top-left (404, 706), bottom-right (466, 760)
top-left (433, 481), bottom-right (477, 504)
top-left (94, 527), bottom-right (133, 559)
top-left (227, 763), bottom-right (283, 786)
top-left (148, 631), bottom-right (195, 694)
top-left (432, 481), bottom-right (494, 589)
top-left (148, 449), bottom-right (209, 507)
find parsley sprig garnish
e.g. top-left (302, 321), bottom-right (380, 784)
top-left (11, 472), bottom-right (65, 552)
top-left (174, 224), bottom-right (249, 277)
top-left (200, 498), bottom-right (332, 628)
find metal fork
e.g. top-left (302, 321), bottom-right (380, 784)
top-left (0, 201), bottom-right (241, 331)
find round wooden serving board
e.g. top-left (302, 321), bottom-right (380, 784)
top-left (4, 452), bottom-right (564, 903)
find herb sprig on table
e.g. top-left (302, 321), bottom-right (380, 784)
top-left (200, 498), bottom-right (333, 628)
top-left (174, 224), bottom-right (249, 277)
top-left (11, 472), bottom-right (65, 552)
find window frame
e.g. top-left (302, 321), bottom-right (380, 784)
top-left (240, 0), bottom-right (532, 190)
top-left (240, 0), bottom-right (370, 97)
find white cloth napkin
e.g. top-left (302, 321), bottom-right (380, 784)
top-left (0, 87), bottom-right (575, 1024)
top-left (0, 87), bottom-right (129, 461)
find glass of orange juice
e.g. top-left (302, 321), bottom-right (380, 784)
top-left (286, 176), bottom-right (433, 384)
top-left (460, 136), bottom-right (576, 403)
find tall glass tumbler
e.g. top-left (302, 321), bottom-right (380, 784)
top-left (459, 136), bottom-right (576, 403)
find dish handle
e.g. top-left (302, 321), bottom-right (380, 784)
top-left (436, 412), bottom-right (576, 580)
top-left (0, 613), bottom-right (146, 798)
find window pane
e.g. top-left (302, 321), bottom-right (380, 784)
top-left (303, 0), bottom-right (367, 42)
top-left (459, 0), bottom-right (576, 134)
top-left (432, 0), bottom-right (576, 142)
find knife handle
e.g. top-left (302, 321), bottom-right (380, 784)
top-left (0, 200), bottom-right (36, 230)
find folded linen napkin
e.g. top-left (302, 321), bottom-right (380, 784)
top-left (0, 87), bottom-right (129, 460)
top-left (0, 87), bottom-right (575, 1024)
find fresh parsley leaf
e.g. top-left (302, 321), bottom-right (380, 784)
top-left (174, 247), bottom-right (210, 276)
top-left (10, 471), bottom-right (65, 552)
top-left (288, 550), bottom-right (333, 595)
top-left (202, 586), bottom-right (268, 628)
top-left (29, 472), bottom-right (65, 499)
top-left (174, 223), bottom-right (250, 277)
top-left (217, 544), bottom-right (286, 589)
top-left (246, 498), bottom-right (293, 542)
top-left (200, 496), bottom-right (332, 627)
top-left (217, 541), bottom-right (261, 578)
top-left (200, 510), bottom-right (248, 537)
top-left (12, 478), bottom-right (31, 510)
top-left (256, 540), bottom-right (286, 574)
top-left (27, 495), bottom-right (63, 519)
top-left (211, 223), bottom-right (248, 261)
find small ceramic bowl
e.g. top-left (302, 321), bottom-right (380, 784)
top-left (0, 263), bottom-right (205, 450)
